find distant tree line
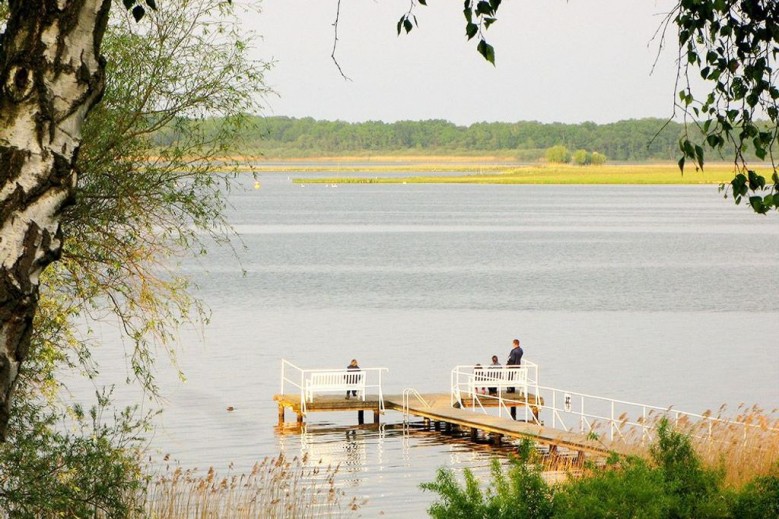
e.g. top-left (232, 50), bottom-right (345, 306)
top-left (220, 116), bottom-right (717, 162)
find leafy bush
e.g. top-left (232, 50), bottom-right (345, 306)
top-left (730, 469), bottom-right (779, 519)
top-left (422, 419), bottom-right (776, 518)
top-left (590, 151), bottom-right (607, 165)
top-left (553, 457), bottom-right (671, 519)
top-left (572, 149), bottom-right (592, 166)
top-left (545, 145), bottom-right (571, 164)
top-left (0, 390), bottom-right (150, 517)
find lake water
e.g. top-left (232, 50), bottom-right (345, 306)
top-left (82, 174), bottom-right (779, 516)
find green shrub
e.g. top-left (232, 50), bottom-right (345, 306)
top-left (0, 389), bottom-right (149, 517)
top-left (421, 419), bottom-right (774, 518)
top-left (650, 419), bottom-right (727, 518)
top-left (545, 145), bottom-right (571, 164)
top-left (731, 470), bottom-right (779, 519)
top-left (590, 151), bottom-right (607, 165)
top-left (553, 457), bottom-right (671, 519)
top-left (572, 149), bottom-right (592, 166)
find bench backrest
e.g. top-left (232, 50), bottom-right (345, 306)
top-left (476, 367), bottom-right (528, 384)
top-left (308, 371), bottom-right (364, 387)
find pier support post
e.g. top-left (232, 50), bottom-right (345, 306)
top-left (510, 406), bottom-right (517, 420)
top-left (445, 422), bottom-right (452, 433)
top-left (423, 418), bottom-right (430, 430)
top-left (358, 410), bottom-right (365, 425)
top-left (470, 427), bottom-right (478, 441)
top-left (296, 413), bottom-right (303, 425)
top-left (278, 405), bottom-right (285, 425)
top-left (434, 421), bottom-right (441, 431)
top-left (374, 410), bottom-right (380, 424)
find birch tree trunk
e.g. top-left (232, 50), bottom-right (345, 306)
top-left (0, 0), bottom-right (111, 440)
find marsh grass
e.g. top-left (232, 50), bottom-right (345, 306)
top-left (588, 405), bottom-right (779, 487)
top-left (142, 453), bottom-right (362, 518)
top-left (292, 162), bottom-right (755, 185)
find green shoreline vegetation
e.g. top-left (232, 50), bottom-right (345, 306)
top-left (287, 163), bottom-right (744, 185)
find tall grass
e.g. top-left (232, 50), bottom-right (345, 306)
top-left (142, 453), bottom-right (362, 518)
top-left (290, 163), bottom-right (753, 185)
top-left (574, 405), bottom-right (779, 488)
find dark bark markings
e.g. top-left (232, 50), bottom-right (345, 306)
top-left (0, 0), bottom-right (111, 440)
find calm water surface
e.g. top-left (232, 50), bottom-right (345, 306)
top-left (82, 175), bottom-right (779, 516)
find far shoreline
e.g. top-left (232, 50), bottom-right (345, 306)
top-left (253, 161), bottom-right (748, 185)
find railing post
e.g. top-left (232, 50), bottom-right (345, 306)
top-left (610, 400), bottom-right (615, 441)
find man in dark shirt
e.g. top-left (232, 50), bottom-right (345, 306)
top-left (506, 339), bottom-right (523, 393)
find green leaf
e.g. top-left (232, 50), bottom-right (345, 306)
top-left (463, 3), bottom-right (473, 23)
top-left (123, 0), bottom-right (135, 9)
top-left (705, 134), bottom-right (720, 148)
top-left (466, 23), bottom-right (478, 40)
top-left (747, 170), bottom-right (765, 191)
top-left (484, 17), bottom-right (497, 29)
top-left (694, 144), bottom-right (704, 169)
top-left (476, 1), bottom-right (493, 16)
top-left (749, 196), bottom-right (767, 214)
top-left (677, 156), bottom-right (685, 173)
top-left (477, 39), bottom-right (495, 65)
top-left (131, 4), bottom-right (145, 21)
top-left (418, 0), bottom-right (427, 5)
top-left (731, 173), bottom-right (748, 198)
top-left (145, 0), bottom-right (157, 9)
top-left (403, 18), bottom-right (413, 33)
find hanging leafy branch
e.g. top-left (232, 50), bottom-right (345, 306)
top-left (672, 0), bottom-right (779, 213)
top-left (396, 0), bottom-right (502, 65)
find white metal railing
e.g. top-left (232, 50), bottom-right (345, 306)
top-left (401, 387), bottom-right (432, 428)
top-left (280, 359), bottom-right (388, 415)
top-left (448, 365), bottom-right (779, 448)
top-left (450, 362), bottom-right (540, 421)
top-left (530, 385), bottom-right (779, 446)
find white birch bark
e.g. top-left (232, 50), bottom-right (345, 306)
top-left (0, 0), bottom-right (111, 440)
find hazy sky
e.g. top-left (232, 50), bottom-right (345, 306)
top-left (248, 0), bottom-right (680, 125)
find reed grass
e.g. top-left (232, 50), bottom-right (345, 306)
top-left (294, 163), bottom-right (751, 185)
top-left (141, 453), bottom-right (362, 518)
top-left (588, 405), bottom-right (779, 488)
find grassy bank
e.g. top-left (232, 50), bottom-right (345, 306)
top-left (289, 163), bottom-right (747, 185)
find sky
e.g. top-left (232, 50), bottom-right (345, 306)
top-left (246, 0), bottom-right (681, 125)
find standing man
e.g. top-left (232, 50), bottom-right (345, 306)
top-left (506, 339), bottom-right (523, 393)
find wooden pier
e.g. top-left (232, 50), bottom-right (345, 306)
top-left (274, 389), bottom-right (620, 457)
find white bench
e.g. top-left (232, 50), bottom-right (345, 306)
top-left (304, 370), bottom-right (366, 402)
top-left (471, 367), bottom-right (528, 396)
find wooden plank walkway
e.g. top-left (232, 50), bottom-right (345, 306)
top-left (384, 396), bottom-right (619, 456)
top-left (275, 390), bottom-right (624, 456)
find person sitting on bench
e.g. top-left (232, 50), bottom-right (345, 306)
top-left (345, 359), bottom-right (360, 399)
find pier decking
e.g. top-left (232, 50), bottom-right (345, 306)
top-left (276, 359), bottom-right (773, 460)
top-left (274, 389), bottom-right (619, 457)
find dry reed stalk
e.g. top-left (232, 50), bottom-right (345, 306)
top-left (588, 405), bottom-right (779, 487)
top-left (141, 453), bottom-right (363, 518)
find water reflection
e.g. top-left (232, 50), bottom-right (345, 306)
top-left (273, 418), bottom-right (529, 514)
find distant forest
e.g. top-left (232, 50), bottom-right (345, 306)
top-left (169, 116), bottom-right (758, 162)
top-left (228, 117), bottom-right (699, 162)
